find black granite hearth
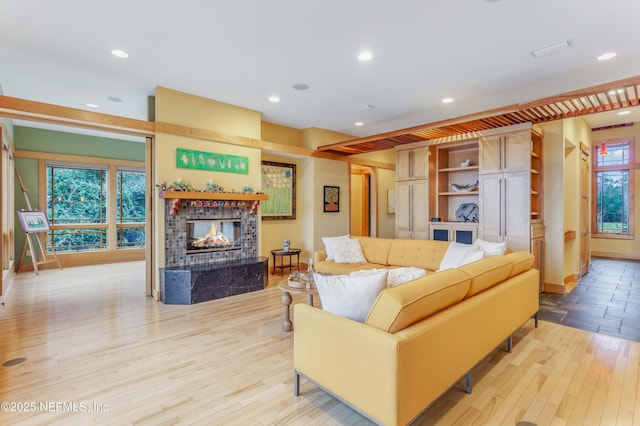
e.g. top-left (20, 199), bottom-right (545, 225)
top-left (161, 257), bottom-right (268, 304)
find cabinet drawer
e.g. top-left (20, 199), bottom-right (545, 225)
top-left (531, 222), bottom-right (545, 239)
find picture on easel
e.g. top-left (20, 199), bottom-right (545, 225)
top-left (17, 210), bottom-right (50, 233)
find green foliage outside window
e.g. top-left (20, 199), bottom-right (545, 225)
top-left (46, 165), bottom-right (145, 252)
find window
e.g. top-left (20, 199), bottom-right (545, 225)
top-left (46, 162), bottom-right (145, 252)
top-left (116, 169), bottom-right (146, 248)
top-left (47, 164), bottom-right (108, 251)
top-left (593, 139), bottom-right (634, 237)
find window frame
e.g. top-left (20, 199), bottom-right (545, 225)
top-left (591, 137), bottom-right (635, 239)
top-left (37, 155), bottom-right (145, 253)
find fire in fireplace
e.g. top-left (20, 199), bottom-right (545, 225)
top-left (186, 219), bottom-right (242, 253)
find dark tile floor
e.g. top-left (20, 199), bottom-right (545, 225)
top-left (539, 257), bottom-right (640, 342)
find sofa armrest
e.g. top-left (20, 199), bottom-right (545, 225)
top-left (313, 250), bottom-right (327, 265)
top-left (294, 303), bottom-right (400, 425)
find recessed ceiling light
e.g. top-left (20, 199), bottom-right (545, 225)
top-left (111, 49), bottom-right (129, 58)
top-left (531, 40), bottom-right (572, 58)
top-left (268, 96), bottom-right (280, 103)
top-left (292, 83), bottom-right (309, 91)
top-left (442, 97), bottom-right (454, 104)
top-left (86, 103), bottom-right (99, 108)
top-left (355, 122), bottom-right (364, 126)
top-left (597, 52), bottom-right (616, 61)
top-left (358, 51), bottom-right (373, 61)
top-left (618, 110), bottom-right (631, 116)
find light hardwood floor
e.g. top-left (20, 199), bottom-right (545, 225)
top-left (1, 262), bottom-right (640, 425)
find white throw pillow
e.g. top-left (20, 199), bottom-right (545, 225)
top-left (314, 271), bottom-right (388, 322)
top-left (473, 238), bottom-right (507, 257)
top-left (333, 238), bottom-right (367, 264)
top-left (351, 267), bottom-right (426, 287)
top-left (322, 234), bottom-right (350, 260)
top-left (387, 267), bottom-right (427, 287)
top-left (438, 242), bottom-right (484, 271)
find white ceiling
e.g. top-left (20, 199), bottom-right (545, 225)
top-left (1, 0), bottom-right (640, 143)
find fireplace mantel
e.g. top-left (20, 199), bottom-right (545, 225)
top-left (159, 190), bottom-right (268, 215)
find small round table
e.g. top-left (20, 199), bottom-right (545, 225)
top-left (277, 280), bottom-right (318, 332)
top-left (270, 248), bottom-right (301, 276)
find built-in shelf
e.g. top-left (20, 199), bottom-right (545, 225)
top-left (439, 165), bottom-right (479, 172)
top-left (439, 191), bottom-right (479, 196)
top-left (159, 190), bottom-right (268, 215)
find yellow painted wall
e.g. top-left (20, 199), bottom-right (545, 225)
top-left (314, 158), bottom-right (350, 250)
top-left (539, 121), bottom-right (564, 286)
top-left (261, 121), bottom-right (303, 147)
top-left (350, 173), bottom-right (364, 235)
top-left (260, 154), bottom-right (315, 267)
top-left (153, 87), bottom-right (263, 296)
top-left (590, 121), bottom-right (640, 259)
top-left (562, 117), bottom-right (591, 278)
top-left (376, 168), bottom-right (396, 238)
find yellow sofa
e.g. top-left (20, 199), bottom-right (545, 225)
top-left (314, 236), bottom-right (453, 275)
top-left (294, 251), bottom-right (539, 426)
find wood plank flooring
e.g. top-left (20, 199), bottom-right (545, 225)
top-left (1, 262), bottom-right (639, 425)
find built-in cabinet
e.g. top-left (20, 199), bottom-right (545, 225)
top-left (429, 222), bottom-right (478, 244)
top-left (395, 145), bottom-right (429, 239)
top-left (396, 180), bottom-right (429, 239)
top-left (395, 124), bottom-right (544, 285)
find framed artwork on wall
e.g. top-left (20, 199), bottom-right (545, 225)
top-left (323, 186), bottom-right (340, 212)
top-left (17, 210), bottom-right (50, 233)
top-left (261, 161), bottom-right (296, 220)
top-left (387, 189), bottom-right (396, 214)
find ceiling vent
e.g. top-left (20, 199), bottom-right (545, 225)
top-left (531, 40), bottom-right (573, 58)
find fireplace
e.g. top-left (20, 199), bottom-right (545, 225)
top-left (187, 219), bottom-right (241, 254)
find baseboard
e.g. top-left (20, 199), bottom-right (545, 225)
top-left (591, 251), bottom-right (640, 261)
top-left (543, 282), bottom-right (566, 295)
top-left (564, 274), bottom-right (579, 284)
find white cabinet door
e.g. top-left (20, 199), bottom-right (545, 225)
top-left (396, 146), bottom-right (429, 181)
top-left (412, 179), bottom-right (429, 239)
top-left (480, 131), bottom-right (531, 174)
top-left (395, 180), bottom-right (428, 239)
top-left (396, 181), bottom-right (411, 238)
top-left (478, 173), bottom-right (504, 243)
top-left (503, 132), bottom-right (531, 172)
top-left (479, 135), bottom-right (503, 174)
top-left (396, 150), bottom-right (412, 181)
top-left (504, 170), bottom-right (530, 250)
top-left (411, 146), bottom-right (430, 180)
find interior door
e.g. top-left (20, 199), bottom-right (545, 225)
top-left (580, 144), bottom-right (590, 276)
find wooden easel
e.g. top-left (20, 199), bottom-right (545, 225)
top-left (15, 169), bottom-right (62, 274)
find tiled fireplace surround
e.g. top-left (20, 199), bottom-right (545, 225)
top-left (161, 199), bottom-right (267, 304)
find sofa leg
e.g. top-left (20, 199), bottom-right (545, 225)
top-left (465, 372), bottom-right (472, 394)
top-left (506, 335), bottom-right (512, 353)
top-left (294, 371), bottom-right (300, 396)
top-left (534, 312), bottom-right (539, 328)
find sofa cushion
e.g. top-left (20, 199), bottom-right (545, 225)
top-left (505, 251), bottom-right (535, 278)
top-left (355, 236), bottom-right (394, 265)
top-left (314, 271), bottom-right (388, 322)
top-left (333, 238), bottom-right (367, 264)
top-left (387, 239), bottom-right (451, 271)
top-left (437, 242), bottom-right (484, 271)
top-left (322, 234), bottom-right (350, 260)
top-left (315, 260), bottom-right (385, 275)
top-left (365, 269), bottom-right (471, 333)
top-left (458, 256), bottom-right (513, 298)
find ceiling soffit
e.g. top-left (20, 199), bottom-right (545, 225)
top-left (319, 75), bottom-right (640, 156)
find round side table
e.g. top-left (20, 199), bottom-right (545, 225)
top-left (277, 280), bottom-right (318, 332)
